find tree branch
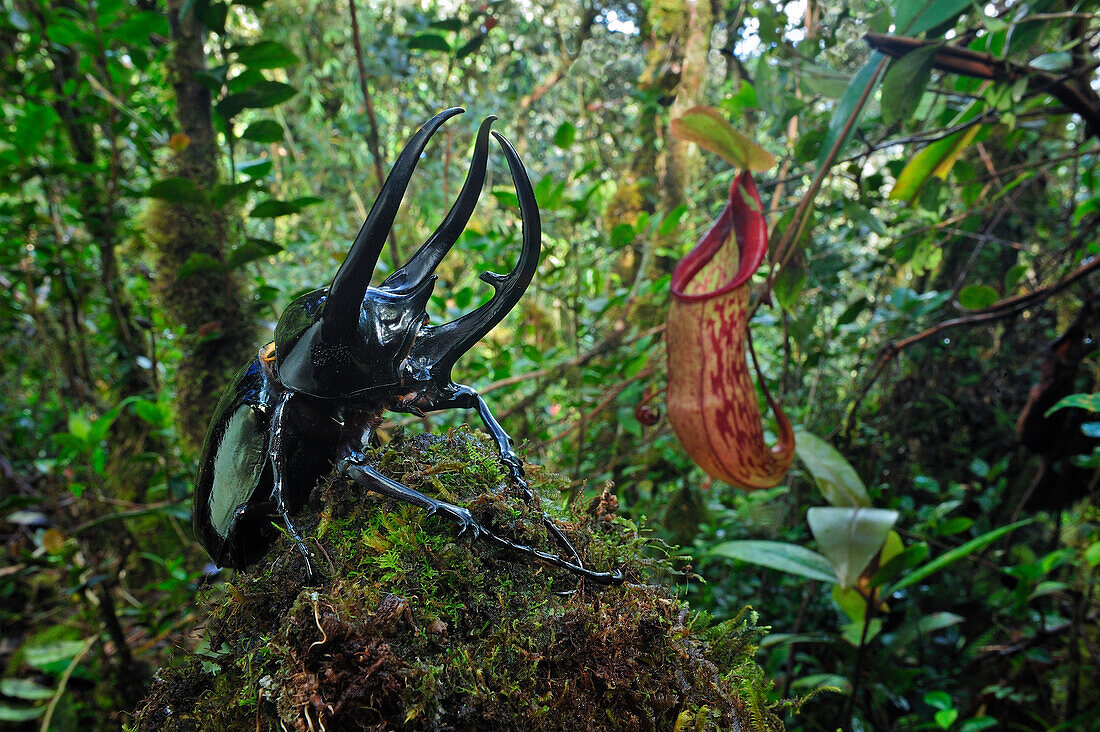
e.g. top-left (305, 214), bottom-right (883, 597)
top-left (865, 32), bottom-right (1100, 140)
top-left (843, 254), bottom-right (1100, 441)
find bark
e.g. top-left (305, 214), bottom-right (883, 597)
top-left (153, 1), bottom-right (253, 451)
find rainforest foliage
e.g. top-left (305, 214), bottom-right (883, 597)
top-left (2, 0), bottom-right (1100, 730)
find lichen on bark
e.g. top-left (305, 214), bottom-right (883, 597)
top-left (134, 427), bottom-right (785, 731)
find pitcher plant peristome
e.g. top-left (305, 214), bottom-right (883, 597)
top-left (666, 171), bottom-right (795, 488)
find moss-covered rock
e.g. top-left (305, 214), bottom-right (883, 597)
top-left (134, 427), bottom-right (782, 731)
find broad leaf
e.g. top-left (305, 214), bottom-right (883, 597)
top-left (957, 284), bottom-right (999, 310)
top-left (794, 431), bottom-right (870, 507)
top-left (895, 0), bottom-right (971, 36)
top-left (234, 40), bottom-right (299, 69)
top-left (666, 172), bottom-right (795, 489)
top-left (813, 52), bottom-right (885, 174)
top-left (178, 252), bottom-right (224, 278)
top-left (23, 640), bottom-right (86, 670)
top-left (553, 121), bottom-right (576, 150)
top-left (241, 119), bottom-right (284, 143)
top-left (710, 540), bottom-right (837, 583)
top-left (145, 177), bottom-right (207, 205)
top-left (881, 46), bottom-right (938, 125)
top-left (670, 106), bottom-right (775, 171)
top-left (408, 33), bottom-right (451, 52)
top-left (808, 507), bottom-right (899, 588)
top-left (1046, 392), bottom-right (1100, 415)
top-left (891, 100), bottom-right (984, 203)
top-left (0, 703), bottom-right (45, 722)
top-left (249, 196), bottom-right (322, 218)
top-left (0, 678), bottom-right (53, 700)
top-left (216, 81), bottom-right (297, 119)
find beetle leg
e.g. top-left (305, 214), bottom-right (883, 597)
top-left (479, 530), bottom-right (625, 585)
top-left (338, 447), bottom-right (623, 585)
top-left (337, 450), bottom-right (482, 538)
top-left (269, 392), bottom-right (315, 579)
top-left (437, 384), bottom-right (586, 569)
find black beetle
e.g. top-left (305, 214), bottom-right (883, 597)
top-left (193, 108), bottom-right (623, 584)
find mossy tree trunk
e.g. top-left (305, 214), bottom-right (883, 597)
top-left (153, 1), bottom-right (253, 452)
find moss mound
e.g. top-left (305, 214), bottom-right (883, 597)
top-left (134, 427), bottom-right (782, 731)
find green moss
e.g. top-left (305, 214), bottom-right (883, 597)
top-left (134, 428), bottom-right (784, 730)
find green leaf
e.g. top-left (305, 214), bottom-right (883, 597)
top-left (670, 105), bottom-right (775, 171)
top-left (194, 0), bottom-right (228, 33)
top-left (890, 118), bottom-right (982, 204)
top-left (808, 507), bottom-right (899, 588)
top-left (108, 11), bottom-right (169, 45)
top-left (455, 34), bottom-right (485, 58)
top-left (553, 121), bottom-right (576, 150)
top-left (0, 678), bottom-right (54, 700)
top-left (813, 52), bottom-right (885, 174)
top-left (1046, 392), bottom-right (1100, 415)
top-left (881, 46), bottom-right (938, 125)
top-left (241, 119), bottom-right (284, 143)
top-left (1029, 52), bottom-right (1072, 72)
top-left (960, 718), bottom-right (999, 732)
top-left (430, 18), bottom-right (464, 32)
top-left (234, 40), bottom-right (299, 69)
top-left (935, 709), bottom-right (959, 729)
top-left (794, 431), bottom-right (870, 507)
top-left (895, 0), bottom-right (970, 36)
top-left (133, 399), bottom-right (170, 428)
top-left (883, 519), bottom-right (1034, 596)
top-left (226, 239), bottom-right (283, 269)
top-left (238, 159), bottom-right (274, 178)
top-left (210, 180), bottom-right (260, 208)
top-left (841, 617), bottom-right (882, 646)
top-left (216, 81), bottom-right (297, 119)
top-left (24, 640), bottom-right (87, 670)
top-left (866, 6), bottom-right (892, 33)
top-left (145, 177), bottom-right (207, 204)
top-left (831, 584), bottom-right (868, 623)
top-left (178, 252), bottom-right (224, 278)
top-left (957, 284), bottom-right (999, 310)
top-left (709, 540), bottom-right (837, 583)
top-left (1085, 541), bottom-right (1100, 567)
top-left (249, 196), bottom-right (322, 218)
top-left (924, 690), bottom-right (953, 710)
top-left (0, 703), bottom-right (45, 722)
top-left (937, 516), bottom-right (974, 536)
top-left (773, 259), bottom-right (807, 313)
top-left (408, 33), bottom-right (451, 52)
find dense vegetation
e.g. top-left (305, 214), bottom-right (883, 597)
top-left (2, 0), bottom-right (1098, 729)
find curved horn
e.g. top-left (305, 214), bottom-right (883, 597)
top-left (323, 107), bottom-right (465, 331)
top-left (412, 129), bottom-right (541, 382)
top-left (382, 115), bottom-right (496, 292)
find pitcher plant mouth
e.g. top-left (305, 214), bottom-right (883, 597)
top-left (665, 170), bottom-right (795, 489)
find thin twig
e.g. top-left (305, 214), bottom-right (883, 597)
top-left (843, 254), bottom-right (1100, 439)
top-left (39, 637), bottom-right (94, 732)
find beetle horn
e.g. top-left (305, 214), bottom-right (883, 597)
top-left (323, 107), bottom-right (465, 331)
top-left (382, 115), bottom-right (496, 293)
top-left (411, 130), bottom-right (541, 381)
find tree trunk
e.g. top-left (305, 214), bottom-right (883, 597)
top-left (151, 1), bottom-right (253, 451)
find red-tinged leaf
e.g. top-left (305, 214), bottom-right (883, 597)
top-left (670, 106), bottom-right (775, 172)
top-left (666, 171), bottom-right (795, 489)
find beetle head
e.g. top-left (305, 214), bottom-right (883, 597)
top-left (273, 108), bottom-right (541, 399)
